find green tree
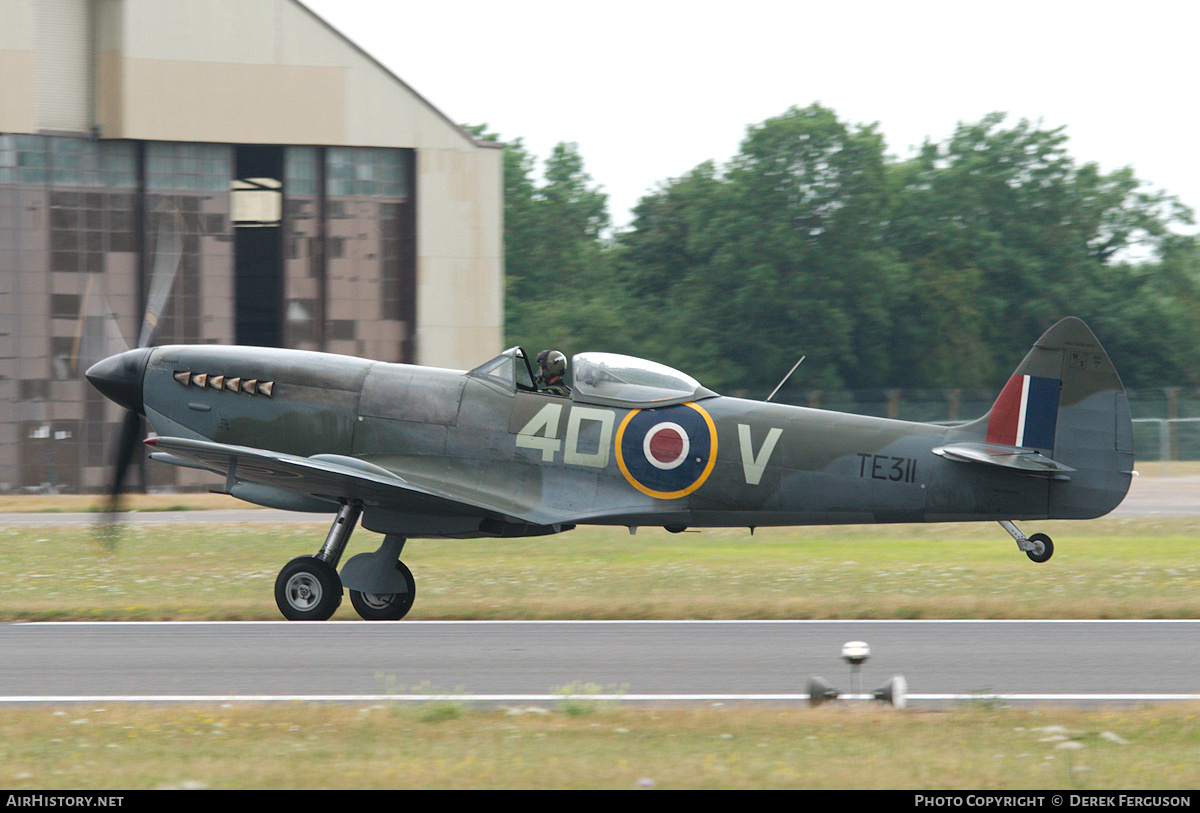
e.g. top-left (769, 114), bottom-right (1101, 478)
top-left (507, 141), bottom-right (615, 353)
top-left (465, 127), bottom-right (616, 354)
top-left (884, 114), bottom-right (1195, 379)
top-left (473, 112), bottom-right (1199, 397)
top-left (1086, 234), bottom-right (1200, 387)
top-left (610, 161), bottom-right (726, 363)
top-left (618, 104), bottom-right (899, 392)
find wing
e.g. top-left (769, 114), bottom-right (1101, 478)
top-left (145, 436), bottom-right (566, 530)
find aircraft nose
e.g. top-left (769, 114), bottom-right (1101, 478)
top-left (86, 347), bottom-right (153, 415)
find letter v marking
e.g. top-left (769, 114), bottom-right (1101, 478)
top-left (738, 424), bottom-right (782, 485)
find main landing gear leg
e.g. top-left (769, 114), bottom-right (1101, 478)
top-left (998, 520), bottom-right (1054, 563)
top-left (274, 502), bottom-right (362, 621)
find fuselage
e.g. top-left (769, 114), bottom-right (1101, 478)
top-left (87, 341), bottom-right (1133, 537)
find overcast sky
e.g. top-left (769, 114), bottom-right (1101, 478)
top-left (301, 0), bottom-right (1199, 233)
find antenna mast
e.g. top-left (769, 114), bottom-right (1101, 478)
top-left (765, 356), bottom-right (805, 403)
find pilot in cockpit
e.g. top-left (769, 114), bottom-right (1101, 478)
top-left (535, 350), bottom-right (571, 397)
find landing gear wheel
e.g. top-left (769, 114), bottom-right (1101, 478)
top-left (349, 561), bottom-right (416, 620)
top-left (1026, 533), bottom-right (1054, 563)
top-left (275, 556), bottom-right (342, 620)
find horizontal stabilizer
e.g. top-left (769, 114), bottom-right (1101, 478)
top-left (932, 442), bottom-right (1076, 478)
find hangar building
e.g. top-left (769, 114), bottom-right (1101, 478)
top-left (0, 0), bottom-right (504, 492)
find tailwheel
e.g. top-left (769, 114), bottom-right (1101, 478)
top-left (349, 561), bottom-right (416, 620)
top-left (998, 520), bottom-right (1055, 564)
top-left (275, 556), bottom-right (343, 620)
top-left (1025, 533), bottom-right (1054, 564)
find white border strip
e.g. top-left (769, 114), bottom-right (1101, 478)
top-left (14, 619), bottom-right (1200, 626)
top-left (2, 693), bottom-right (1200, 704)
top-left (1015, 374), bottom-right (1031, 446)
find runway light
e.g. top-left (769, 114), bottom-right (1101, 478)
top-left (807, 675), bottom-right (839, 707)
top-left (808, 641), bottom-right (908, 708)
top-left (874, 676), bottom-right (907, 709)
top-left (841, 640), bottom-right (870, 665)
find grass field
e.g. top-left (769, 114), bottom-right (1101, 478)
top-left (0, 510), bottom-right (1197, 621)
top-left (2, 702), bottom-right (1200, 790)
top-left (1, 495), bottom-right (1197, 789)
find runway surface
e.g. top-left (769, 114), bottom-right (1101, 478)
top-left (1, 477), bottom-right (1196, 708)
top-left (2, 620), bottom-right (1198, 707)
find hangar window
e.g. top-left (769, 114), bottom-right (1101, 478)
top-left (234, 145), bottom-right (284, 347)
top-left (327, 147), bottom-right (409, 197)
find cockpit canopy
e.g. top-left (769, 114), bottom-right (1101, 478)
top-left (468, 348), bottom-right (717, 407)
top-left (571, 352), bottom-right (716, 406)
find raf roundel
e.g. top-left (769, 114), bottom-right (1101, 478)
top-left (616, 403), bottom-right (718, 499)
top-left (643, 421), bottom-right (689, 470)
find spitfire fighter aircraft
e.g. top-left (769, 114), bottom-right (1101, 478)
top-left (86, 316), bottom-right (1135, 620)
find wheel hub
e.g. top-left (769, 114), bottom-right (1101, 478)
top-left (286, 574), bottom-right (322, 610)
top-left (360, 592), bottom-right (393, 610)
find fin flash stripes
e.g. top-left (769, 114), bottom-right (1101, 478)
top-left (986, 374), bottom-right (1060, 450)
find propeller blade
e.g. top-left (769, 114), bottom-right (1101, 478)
top-left (95, 407), bottom-right (142, 549)
top-left (72, 275), bottom-right (130, 377)
top-left (93, 201), bottom-right (184, 543)
top-left (137, 203), bottom-right (184, 349)
top-left (109, 408), bottom-right (143, 505)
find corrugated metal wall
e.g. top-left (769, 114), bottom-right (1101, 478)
top-left (33, 0), bottom-right (92, 132)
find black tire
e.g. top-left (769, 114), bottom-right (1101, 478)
top-left (1025, 533), bottom-right (1054, 563)
top-left (349, 561), bottom-right (416, 620)
top-left (275, 556), bottom-right (342, 620)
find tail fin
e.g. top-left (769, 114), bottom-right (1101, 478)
top-left (985, 317), bottom-right (1135, 517)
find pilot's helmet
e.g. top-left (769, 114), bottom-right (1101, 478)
top-left (537, 349), bottom-right (567, 378)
